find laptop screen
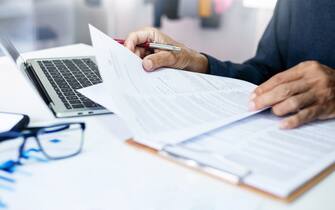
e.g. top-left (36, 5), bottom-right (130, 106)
top-left (0, 35), bottom-right (24, 66)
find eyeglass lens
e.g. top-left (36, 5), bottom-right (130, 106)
top-left (37, 123), bottom-right (84, 159)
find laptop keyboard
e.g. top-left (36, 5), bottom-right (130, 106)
top-left (38, 58), bottom-right (103, 110)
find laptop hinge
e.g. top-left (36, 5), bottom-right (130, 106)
top-left (23, 63), bottom-right (54, 106)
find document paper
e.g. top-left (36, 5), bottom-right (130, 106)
top-left (80, 25), bottom-right (259, 149)
top-left (175, 111), bottom-right (335, 197)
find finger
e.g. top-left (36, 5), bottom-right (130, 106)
top-left (280, 105), bottom-right (320, 129)
top-left (142, 51), bottom-right (176, 72)
top-left (134, 47), bottom-right (147, 58)
top-left (254, 65), bottom-right (303, 95)
top-left (272, 93), bottom-right (316, 116)
top-left (144, 50), bottom-right (152, 57)
top-left (134, 48), bottom-right (141, 57)
top-left (125, 30), bottom-right (154, 52)
top-left (251, 81), bottom-right (309, 110)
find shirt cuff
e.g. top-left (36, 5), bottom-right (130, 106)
top-left (201, 53), bottom-right (229, 77)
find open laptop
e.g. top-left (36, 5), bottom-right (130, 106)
top-left (0, 36), bottom-right (110, 118)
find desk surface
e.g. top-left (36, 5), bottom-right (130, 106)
top-left (0, 44), bottom-right (334, 210)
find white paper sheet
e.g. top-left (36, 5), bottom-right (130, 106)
top-left (177, 111), bottom-right (335, 197)
top-left (79, 25), bottom-right (259, 149)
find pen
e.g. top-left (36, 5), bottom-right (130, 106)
top-left (114, 39), bottom-right (181, 52)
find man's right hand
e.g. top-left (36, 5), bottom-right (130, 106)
top-left (125, 27), bottom-right (208, 73)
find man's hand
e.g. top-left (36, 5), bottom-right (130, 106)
top-left (125, 27), bottom-right (208, 73)
top-left (250, 61), bottom-right (335, 129)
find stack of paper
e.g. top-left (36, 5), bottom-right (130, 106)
top-left (80, 25), bottom-right (260, 149)
top-left (80, 25), bottom-right (335, 199)
top-left (173, 111), bottom-right (335, 197)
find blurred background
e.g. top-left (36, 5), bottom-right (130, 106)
top-left (0, 0), bottom-right (276, 62)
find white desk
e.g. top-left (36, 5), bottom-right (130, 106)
top-left (0, 44), bottom-right (334, 210)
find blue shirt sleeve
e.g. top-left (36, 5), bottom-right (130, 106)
top-left (205, 0), bottom-right (290, 85)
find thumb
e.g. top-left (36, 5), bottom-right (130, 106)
top-left (142, 51), bottom-right (176, 72)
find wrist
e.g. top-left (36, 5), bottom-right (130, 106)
top-left (186, 50), bottom-right (209, 74)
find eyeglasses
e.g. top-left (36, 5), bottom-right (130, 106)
top-left (0, 122), bottom-right (85, 173)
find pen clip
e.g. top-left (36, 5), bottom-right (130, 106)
top-left (160, 145), bottom-right (251, 184)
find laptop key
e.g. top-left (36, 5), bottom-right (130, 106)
top-left (68, 98), bottom-right (81, 103)
top-left (49, 81), bottom-right (57, 87)
top-left (59, 97), bottom-right (67, 102)
top-left (72, 104), bottom-right (85, 109)
top-left (66, 96), bottom-right (79, 101)
top-left (63, 92), bottom-right (76, 96)
top-left (71, 84), bottom-right (82, 89)
top-left (64, 104), bottom-right (72, 109)
top-left (84, 102), bottom-right (100, 108)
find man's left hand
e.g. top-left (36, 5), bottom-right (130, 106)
top-left (249, 61), bottom-right (335, 129)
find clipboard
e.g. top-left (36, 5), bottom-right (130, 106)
top-left (0, 112), bottom-right (30, 133)
top-left (126, 139), bottom-right (335, 203)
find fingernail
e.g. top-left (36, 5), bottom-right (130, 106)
top-left (250, 93), bottom-right (256, 100)
top-left (280, 121), bottom-right (289, 129)
top-left (143, 59), bottom-right (153, 71)
top-left (249, 101), bottom-right (256, 111)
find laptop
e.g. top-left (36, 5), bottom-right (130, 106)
top-left (0, 36), bottom-right (111, 118)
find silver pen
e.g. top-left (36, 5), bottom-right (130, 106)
top-left (115, 39), bottom-right (182, 52)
